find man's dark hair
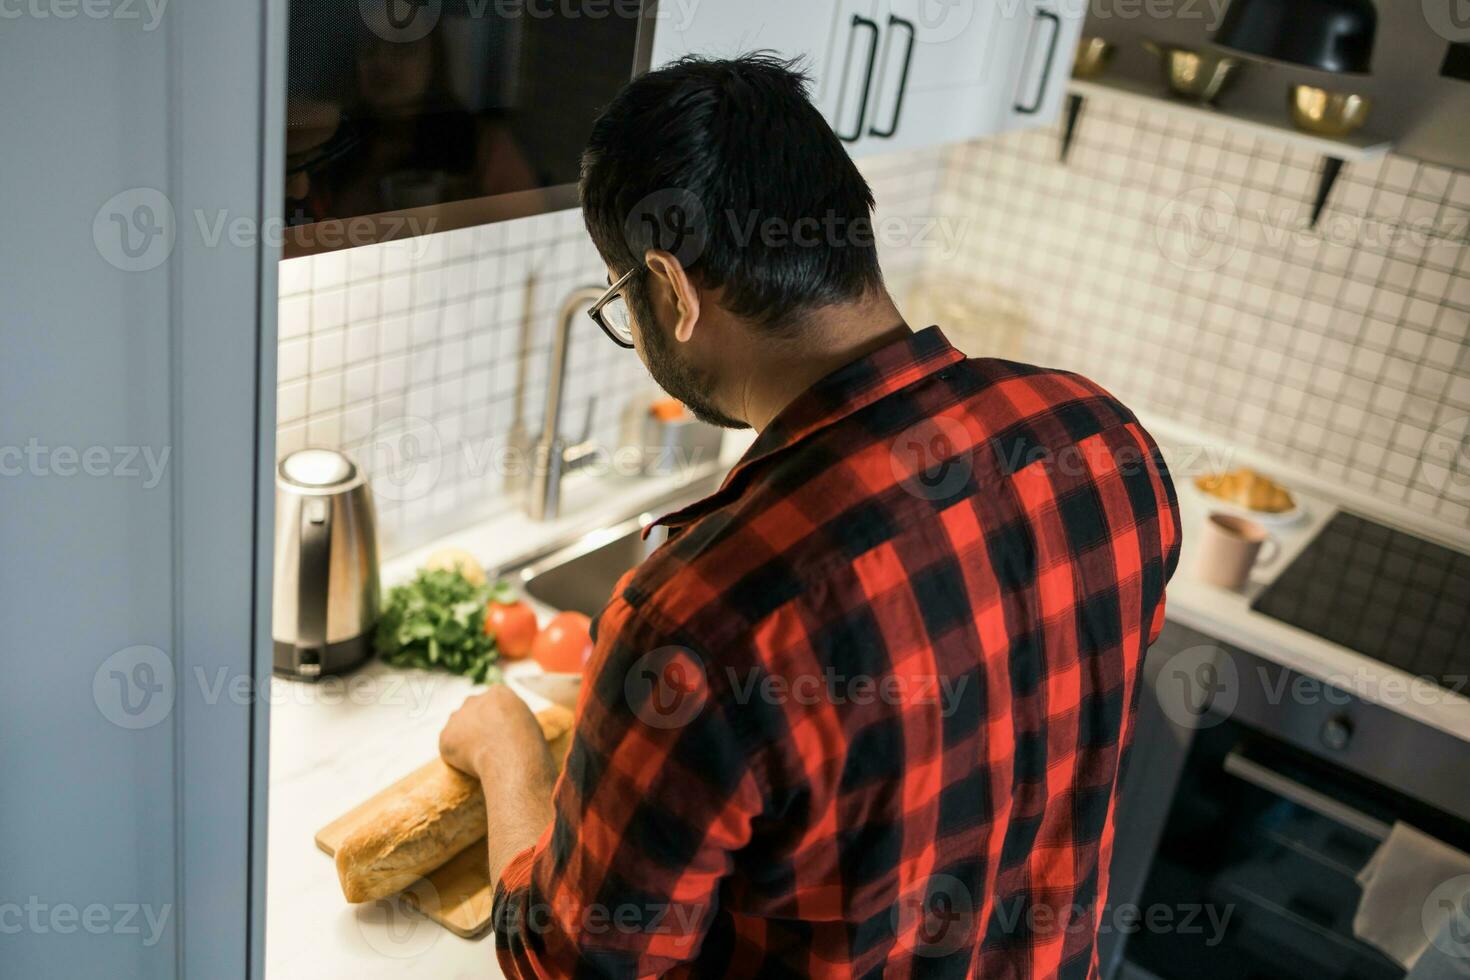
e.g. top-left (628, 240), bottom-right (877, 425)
top-left (580, 54), bottom-right (884, 330)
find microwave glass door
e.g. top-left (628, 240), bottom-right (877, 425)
top-left (285, 0), bottom-right (646, 256)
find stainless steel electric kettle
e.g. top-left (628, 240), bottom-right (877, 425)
top-left (272, 448), bottom-right (380, 678)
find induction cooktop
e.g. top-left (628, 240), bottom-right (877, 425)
top-left (1252, 512), bottom-right (1470, 692)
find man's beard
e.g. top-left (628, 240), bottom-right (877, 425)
top-left (631, 288), bottom-right (749, 430)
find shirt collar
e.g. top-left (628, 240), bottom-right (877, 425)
top-left (645, 325), bottom-right (963, 537)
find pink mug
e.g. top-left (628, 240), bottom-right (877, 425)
top-left (1196, 512), bottom-right (1279, 590)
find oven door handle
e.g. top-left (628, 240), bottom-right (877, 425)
top-left (1223, 750), bottom-right (1390, 841)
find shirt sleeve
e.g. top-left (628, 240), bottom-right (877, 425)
top-left (1141, 424), bottom-right (1182, 648)
top-left (492, 598), bottom-right (765, 978)
top-left (1147, 595), bottom-right (1168, 646)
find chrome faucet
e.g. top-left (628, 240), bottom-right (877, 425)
top-left (526, 284), bottom-right (608, 521)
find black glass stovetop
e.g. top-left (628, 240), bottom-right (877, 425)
top-left (1253, 512), bottom-right (1470, 692)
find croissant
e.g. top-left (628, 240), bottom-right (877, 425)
top-left (1194, 468), bottom-right (1295, 514)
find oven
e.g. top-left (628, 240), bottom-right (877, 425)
top-left (1103, 618), bottom-right (1470, 980)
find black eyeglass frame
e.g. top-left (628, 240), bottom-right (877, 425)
top-left (586, 266), bottom-right (640, 349)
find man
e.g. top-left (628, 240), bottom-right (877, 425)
top-left (440, 55), bottom-right (1180, 978)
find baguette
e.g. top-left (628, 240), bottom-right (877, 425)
top-left (334, 704), bottom-right (577, 903)
top-left (335, 760), bottom-right (485, 902)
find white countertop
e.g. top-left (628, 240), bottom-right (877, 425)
top-left (265, 449), bottom-right (748, 978)
top-left (265, 416), bottom-right (1470, 978)
top-left (1140, 412), bottom-right (1470, 746)
top-left (266, 660), bottom-right (509, 979)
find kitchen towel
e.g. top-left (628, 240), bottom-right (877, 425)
top-left (1354, 821), bottom-right (1470, 971)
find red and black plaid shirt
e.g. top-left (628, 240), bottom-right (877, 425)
top-left (494, 326), bottom-right (1181, 978)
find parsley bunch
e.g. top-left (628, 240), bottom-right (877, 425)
top-left (374, 568), bottom-right (515, 684)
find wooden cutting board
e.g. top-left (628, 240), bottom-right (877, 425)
top-left (316, 711), bottom-right (573, 939)
top-left (315, 759), bottom-right (499, 937)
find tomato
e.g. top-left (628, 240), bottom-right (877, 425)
top-left (484, 600), bottom-right (538, 659)
top-left (532, 611), bottom-right (594, 674)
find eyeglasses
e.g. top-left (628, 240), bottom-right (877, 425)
top-left (587, 266), bottom-right (639, 349)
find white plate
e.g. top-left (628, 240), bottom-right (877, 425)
top-left (508, 669), bottom-right (582, 711)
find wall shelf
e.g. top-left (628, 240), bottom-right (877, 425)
top-left (1061, 76), bottom-right (1394, 226)
top-left (1067, 77), bottom-right (1392, 160)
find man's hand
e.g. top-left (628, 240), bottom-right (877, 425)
top-left (439, 685), bottom-right (556, 786)
top-left (440, 686), bottom-right (559, 889)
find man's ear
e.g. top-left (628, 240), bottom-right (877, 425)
top-left (644, 249), bottom-right (700, 343)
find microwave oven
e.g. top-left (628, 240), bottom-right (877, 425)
top-left (283, 0), bottom-right (653, 257)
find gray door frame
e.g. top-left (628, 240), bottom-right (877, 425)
top-left (0, 0), bottom-right (284, 976)
top-left (170, 0), bottom-right (285, 974)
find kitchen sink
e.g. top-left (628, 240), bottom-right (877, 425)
top-left (507, 471), bottom-right (722, 616)
top-left (515, 518), bottom-right (667, 616)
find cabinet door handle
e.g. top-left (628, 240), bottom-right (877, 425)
top-left (1013, 8), bottom-right (1060, 115)
top-left (868, 14), bottom-right (916, 139)
top-left (835, 14), bottom-right (881, 142)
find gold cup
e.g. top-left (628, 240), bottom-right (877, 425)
top-left (1143, 40), bottom-right (1241, 104)
top-left (1288, 84), bottom-right (1372, 137)
top-left (1072, 37), bottom-right (1115, 79)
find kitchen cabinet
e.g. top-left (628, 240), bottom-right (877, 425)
top-left (993, 0), bottom-right (1077, 134)
top-left (650, 0), bottom-right (1083, 156)
top-left (649, 2), bottom-right (838, 106)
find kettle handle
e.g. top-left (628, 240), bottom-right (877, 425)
top-left (296, 496), bottom-right (333, 677)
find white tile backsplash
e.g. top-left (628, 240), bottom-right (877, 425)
top-left (275, 149), bottom-right (946, 553)
top-left (922, 94), bottom-right (1469, 529)
top-left (277, 107), bottom-right (1469, 553)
